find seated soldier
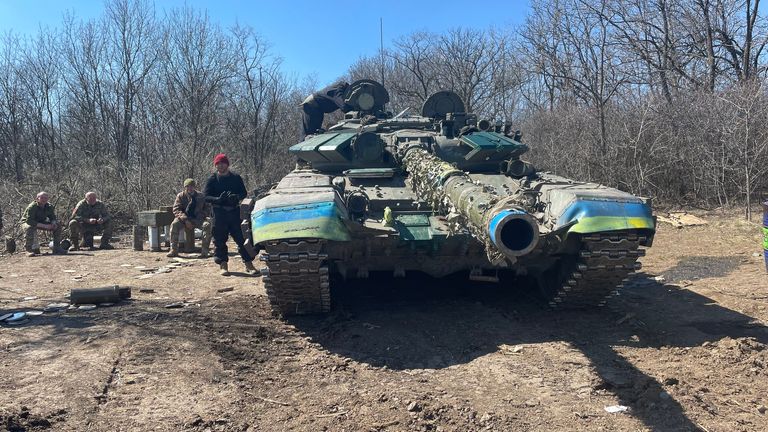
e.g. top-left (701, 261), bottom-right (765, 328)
top-left (168, 178), bottom-right (212, 258)
top-left (68, 191), bottom-right (114, 251)
top-left (21, 191), bottom-right (66, 256)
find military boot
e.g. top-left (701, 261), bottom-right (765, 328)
top-left (167, 244), bottom-right (179, 258)
top-left (198, 246), bottom-right (209, 259)
top-left (219, 262), bottom-right (230, 276)
top-left (244, 261), bottom-right (258, 275)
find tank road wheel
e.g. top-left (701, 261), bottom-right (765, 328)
top-left (260, 239), bottom-right (330, 316)
top-left (538, 232), bottom-right (646, 309)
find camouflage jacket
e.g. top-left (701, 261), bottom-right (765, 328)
top-left (173, 190), bottom-right (209, 225)
top-left (72, 200), bottom-right (111, 223)
top-left (21, 201), bottom-right (57, 226)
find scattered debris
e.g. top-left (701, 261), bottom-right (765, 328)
top-left (82, 330), bottom-right (109, 344)
top-left (657, 212), bottom-right (707, 228)
top-left (652, 275), bottom-right (666, 283)
top-left (138, 267), bottom-right (158, 273)
top-left (172, 257), bottom-right (195, 264)
top-left (78, 304), bottom-right (97, 311)
top-left (139, 288), bottom-right (155, 293)
top-left (500, 344), bottom-right (525, 354)
top-left (22, 296), bottom-right (38, 301)
top-left (63, 270), bottom-right (77, 273)
top-left (0, 313), bottom-right (15, 321)
top-left (216, 286), bottom-right (234, 293)
top-left (616, 313), bottom-right (636, 325)
top-left (255, 396), bottom-right (291, 406)
top-left (7, 312), bottom-right (27, 321)
top-left (316, 411), bottom-right (348, 418)
top-left (45, 303), bottom-right (70, 312)
top-left (25, 310), bottom-right (44, 316)
top-left (120, 264), bottom-right (133, 267)
top-left (758, 405), bottom-right (766, 415)
top-left (164, 302), bottom-right (185, 309)
top-left (3, 312), bottom-right (28, 325)
top-left (604, 405), bottom-right (630, 413)
top-left (406, 401), bottom-right (421, 412)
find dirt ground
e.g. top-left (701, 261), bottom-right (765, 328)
top-left (1, 213), bottom-right (767, 432)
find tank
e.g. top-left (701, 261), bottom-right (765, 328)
top-left (247, 80), bottom-right (656, 315)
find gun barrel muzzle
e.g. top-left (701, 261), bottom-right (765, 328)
top-left (488, 209), bottom-right (540, 258)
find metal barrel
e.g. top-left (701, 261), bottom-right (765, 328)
top-left (400, 145), bottom-right (539, 263)
top-left (763, 201), bottom-right (768, 272)
top-left (71, 285), bottom-right (131, 305)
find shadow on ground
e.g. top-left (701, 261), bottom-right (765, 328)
top-left (660, 255), bottom-right (743, 283)
top-left (286, 267), bottom-right (766, 432)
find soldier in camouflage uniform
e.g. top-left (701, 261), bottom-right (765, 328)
top-left (21, 192), bottom-right (66, 256)
top-left (68, 192), bottom-right (114, 251)
top-left (168, 178), bottom-right (212, 258)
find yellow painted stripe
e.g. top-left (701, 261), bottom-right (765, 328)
top-left (569, 216), bottom-right (655, 234)
top-left (763, 226), bottom-right (768, 250)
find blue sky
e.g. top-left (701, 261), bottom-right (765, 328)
top-left (0, 0), bottom-right (530, 84)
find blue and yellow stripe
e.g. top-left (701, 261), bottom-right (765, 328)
top-left (558, 199), bottom-right (655, 234)
top-left (251, 201), bottom-right (351, 244)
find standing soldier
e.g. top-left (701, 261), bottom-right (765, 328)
top-left (168, 178), bottom-right (212, 259)
top-left (21, 192), bottom-right (65, 256)
top-left (301, 81), bottom-right (350, 137)
top-left (68, 192), bottom-right (114, 251)
top-left (203, 153), bottom-right (257, 276)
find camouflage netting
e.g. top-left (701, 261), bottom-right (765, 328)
top-left (401, 146), bottom-right (516, 265)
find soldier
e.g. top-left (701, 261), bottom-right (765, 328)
top-left (168, 178), bottom-right (212, 258)
top-left (203, 153), bottom-right (257, 276)
top-left (21, 192), bottom-right (65, 256)
top-left (68, 192), bottom-right (114, 251)
top-left (301, 81), bottom-right (351, 137)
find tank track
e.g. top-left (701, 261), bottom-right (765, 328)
top-left (260, 239), bottom-right (330, 316)
top-left (547, 232), bottom-right (646, 309)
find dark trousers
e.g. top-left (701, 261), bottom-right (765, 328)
top-left (212, 209), bottom-right (253, 264)
top-left (301, 103), bottom-right (323, 137)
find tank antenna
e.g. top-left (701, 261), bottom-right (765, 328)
top-left (379, 17), bottom-right (385, 87)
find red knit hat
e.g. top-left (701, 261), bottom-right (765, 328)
top-left (213, 153), bottom-right (230, 166)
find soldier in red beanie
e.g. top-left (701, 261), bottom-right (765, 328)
top-left (203, 153), bottom-right (257, 276)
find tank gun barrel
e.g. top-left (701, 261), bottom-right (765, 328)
top-left (400, 145), bottom-right (539, 264)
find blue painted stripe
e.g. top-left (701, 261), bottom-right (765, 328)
top-left (557, 199), bottom-right (653, 227)
top-left (252, 201), bottom-right (339, 228)
top-left (488, 209), bottom-right (525, 248)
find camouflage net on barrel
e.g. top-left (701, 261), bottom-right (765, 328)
top-left (401, 145), bottom-right (514, 265)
